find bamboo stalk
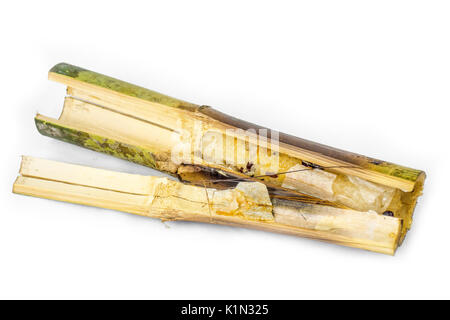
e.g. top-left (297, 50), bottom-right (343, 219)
top-left (47, 63), bottom-right (423, 189)
top-left (35, 63), bottom-right (425, 243)
top-left (13, 156), bottom-right (402, 254)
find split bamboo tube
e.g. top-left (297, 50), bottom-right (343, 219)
top-left (27, 63), bottom-right (425, 251)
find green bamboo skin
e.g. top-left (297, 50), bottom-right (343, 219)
top-left (50, 63), bottom-right (199, 111)
top-left (35, 117), bottom-right (161, 172)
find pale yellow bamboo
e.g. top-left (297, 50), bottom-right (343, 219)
top-left (13, 156), bottom-right (402, 254)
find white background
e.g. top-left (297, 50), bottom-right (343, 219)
top-left (1, 1), bottom-right (449, 299)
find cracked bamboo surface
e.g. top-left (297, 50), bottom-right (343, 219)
top-left (13, 156), bottom-right (402, 254)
